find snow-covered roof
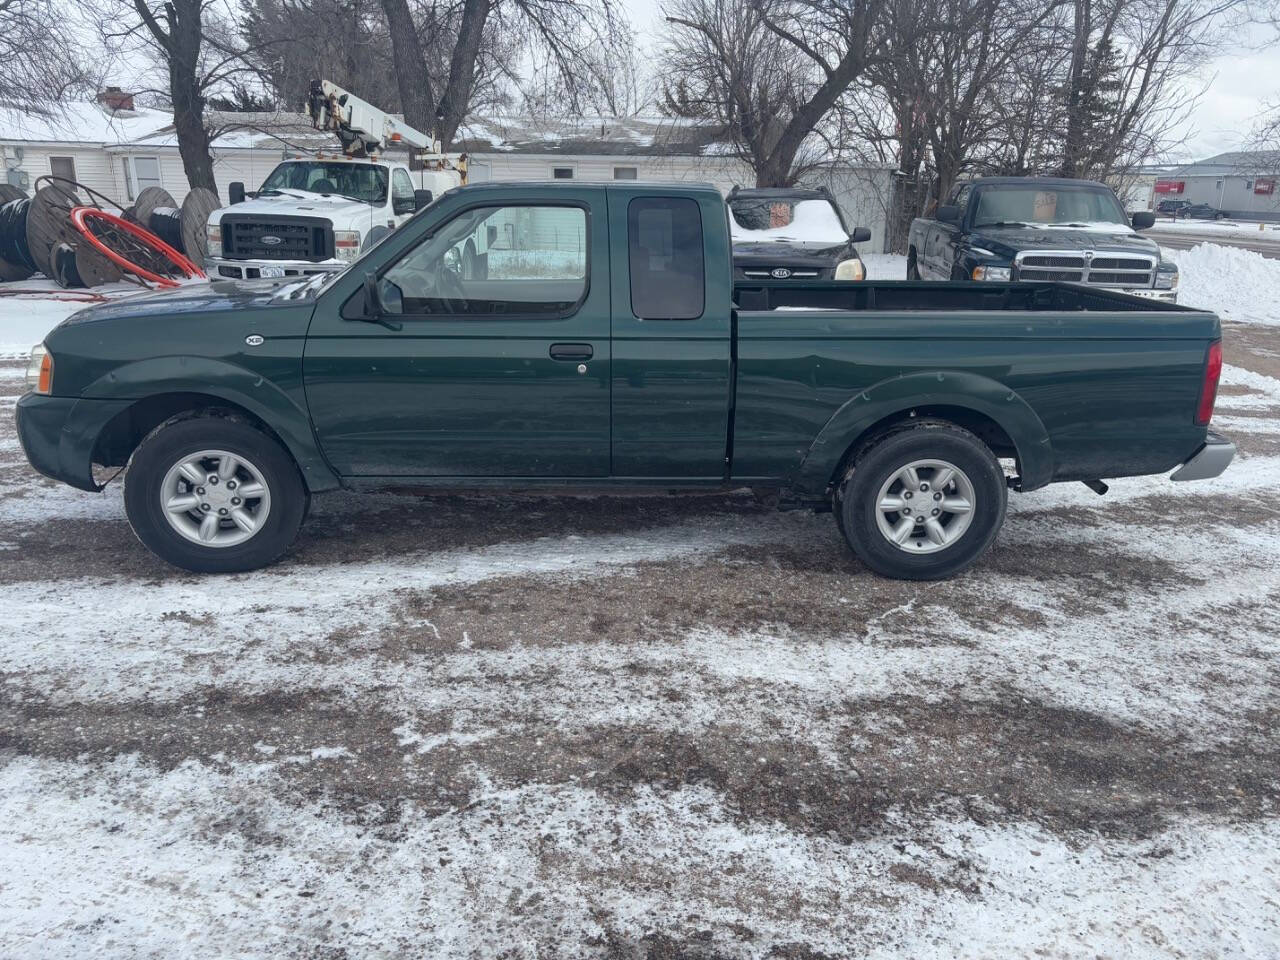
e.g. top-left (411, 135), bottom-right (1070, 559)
top-left (2, 101), bottom-right (736, 157)
top-left (0, 100), bottom-right (174, 145)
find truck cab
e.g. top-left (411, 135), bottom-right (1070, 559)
top-left (205, 158), bottom-right (455, 280)
top-left (907, 176), bottom-right (1180, 301)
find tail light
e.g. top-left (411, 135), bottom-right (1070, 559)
top-left (1195, 340), bottom-right (1222, 426)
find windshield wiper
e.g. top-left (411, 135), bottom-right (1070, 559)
top-left (975, 221), bottom-right (1032, 228)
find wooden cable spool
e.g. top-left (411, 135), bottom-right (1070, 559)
top-left (24, 183), bottom-right (79, 280)
top-left (132, 186), bottom-right (177, 230)
top-left (179, 187), bottom-right (220, 262)
top-left (75, 241), bottom-right (125, 287)
top-left (0, 185), bottom-right (33, 281)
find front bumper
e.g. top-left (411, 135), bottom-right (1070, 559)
top-left (15, 393), bottom-right (132, 492)
top-left (206, 256), bottom-right (348, 281)
top-left (1125, 288), bottom-right (1179, 304)
top-left (1170, 431), bottom-right (1235, 481)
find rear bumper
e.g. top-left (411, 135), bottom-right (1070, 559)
top-left (206, 256), bottom-right (347, 280)
top-left (1170, 431), bottom-right (1235, 481)
top-left (15, 393), bottom-right (131, 492)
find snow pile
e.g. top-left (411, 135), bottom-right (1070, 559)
top-left (1166, 242), bottom-right (1280, 324)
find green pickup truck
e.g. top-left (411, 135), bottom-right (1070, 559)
top-left (17, 181), bottom-right (1232, 579)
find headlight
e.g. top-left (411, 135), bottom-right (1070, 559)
top-left (1155, 271), bottom-right (1179, 290)
top-left (334, 230), bottom-right (361, 261)
top-left (26, 343), bottom-right (52, 395)
top-left (834, 258), bottom-right (865, 281)
top-left (206, 224), bottom-right (221, 257)
top-left (971, 265), bottom-right (1011, 281)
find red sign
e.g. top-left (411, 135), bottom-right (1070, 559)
top-left (1255, 178), bottom-right (1275, 195)
top-left (1154, 180), bottom-right (1185, 194)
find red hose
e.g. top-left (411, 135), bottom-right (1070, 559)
top-left (70, 206), bottom-right (204, 287)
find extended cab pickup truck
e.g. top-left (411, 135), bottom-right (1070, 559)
top-left (908, 176), bottom-right (1179, 302)
top-left (17, 181), bottom-right (1233, 580)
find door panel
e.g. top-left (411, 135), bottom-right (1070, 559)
top-left (304, 194), bottom-right (611, 477)
top-left (607, 189), bottom-right (733, 478)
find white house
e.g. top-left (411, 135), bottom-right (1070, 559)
top-left (2, 92), bottom-right (893, 251)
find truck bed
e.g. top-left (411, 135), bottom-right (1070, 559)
top-left (733, 280), bottom-right (1195, 314)
top-left (728, 280), bottom-right (1220, 492)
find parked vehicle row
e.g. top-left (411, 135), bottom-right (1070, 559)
top-left (19, 181), bottom-right (1230, 582)
top-left (1157, 198), bottom-right (1229, 220)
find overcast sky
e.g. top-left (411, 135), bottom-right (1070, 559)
top-left (619, 0), bottom-right (1280, 162)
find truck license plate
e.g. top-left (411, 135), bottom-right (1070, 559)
top-left (259, 266), bottom-right (287, 278)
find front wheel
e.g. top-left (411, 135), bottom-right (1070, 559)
top-left (124, 416), bottom-right (307, 573)
top-left (836, 423), bottom-right (1007, 579)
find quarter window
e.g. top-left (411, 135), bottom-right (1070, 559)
top-left (628, 196), bottom-right (704, 320)
top-left (380, 204), bottom-right (587, 316)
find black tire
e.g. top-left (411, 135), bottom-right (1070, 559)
top-left (124, 415), bottom-right (307, 573)
top-left (906, 248), bottom-right (921, 280)
top-left (836, 422), bottom-right (1006, 580)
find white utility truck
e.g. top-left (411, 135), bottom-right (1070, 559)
top-left (205, 80), bottom-right (467, 280)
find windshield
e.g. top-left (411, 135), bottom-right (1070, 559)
top-left (728, 197), bottom-right (847, 245)
top-left (259, 162), bottom-right (389, 204)
top-left (971, 186), bottom-right (1130, 228)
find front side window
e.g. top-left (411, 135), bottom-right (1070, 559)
top-left (628, 196), bottom-right (704, 320)
top-left (380, 204), bottom-right (587, 316)
top-left (392, 168), bottom-right (415, 214)
top-left (260, 162), bottom-right (389, 204)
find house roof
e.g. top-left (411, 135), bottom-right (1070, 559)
top-left (0, 100), bottom-right (174, 145)
top-left (121, 108), bottom-right (736, 157)
top-left (1171, 150), bottom-right (1280, 177)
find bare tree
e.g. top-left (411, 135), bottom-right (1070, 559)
top-left (661, 0), bottom-right (902, 186)
top-left (378, 0), bottom-right (622, 151)
top-left (0, 0), bottom-right (98, 110)
top-left (81, 0), bottom-right (277, 192)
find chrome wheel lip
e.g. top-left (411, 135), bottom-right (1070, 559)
top-left (873, 458), bottom-right (975, 555)
top-left (160, 448), bottom-right (271, 549)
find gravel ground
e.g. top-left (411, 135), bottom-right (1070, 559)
top-left (1, 322), bottom-right (1278, 958)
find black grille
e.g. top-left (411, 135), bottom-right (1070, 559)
top-left (1090, 257), bottom-right (1152, 271)
top-left (1022, 255), bottom-right (1083, 268)
top-left (221, 215), bottom-right (333, 261)
top-left (1088, 271), bottom-right (1152, 284)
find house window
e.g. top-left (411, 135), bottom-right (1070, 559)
top-left (1246, 180), bottom-right (1253, 190)
top-left (613, 166), bottom-right (638, 180)
top-left (49, 156), bottom-right (76, 183)
top-left (552, 166), bottom-right (574, 179)
top-left (120, 156), bottom-right (163, 200)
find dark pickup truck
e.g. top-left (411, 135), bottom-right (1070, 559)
top-left (17, 181), bottom-right (1232, 580)
top-left (908, 176), bottom-right (1180, 302)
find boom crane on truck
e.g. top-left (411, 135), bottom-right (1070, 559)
top-left (203, 80), bottom-right (469, 281)
top-left (305, 79), bottom-right (468, 186)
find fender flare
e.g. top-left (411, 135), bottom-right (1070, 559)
top-left (788, 370), bottom-right (1054, 496)
top-left (78, 356), bottom-right (341, 492)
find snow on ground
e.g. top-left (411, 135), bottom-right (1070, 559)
top-left (862, 252), bottom-right (907, 279)
top-left (1164, 243), bottom-right (1280, 324)
top-left (1, 242), bottom-right (1280, 957)
top-left (1149, 218), bottom-right (1280, 238)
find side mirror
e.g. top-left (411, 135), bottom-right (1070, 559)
top-left (849, 226), bottom-right (872, 244)
top-left (1131, 211), bottom-right (1155, 230)
top-left (937, 205), bottom-right (961, 223)
top-left (363, 271), bottom-right (383, 316)
top-left (229, 181), bottom-right (245, 205)
top-left (414, 189), bottom-right (433, 210)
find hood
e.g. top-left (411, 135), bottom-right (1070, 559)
top-left (211, 191), bottom-right (378, 224)
top-left (60, 276), bottom-right (299, 327)
top-left (970, 224), bottom-right (1160, 258)
top-left (732, 239), bottom-right (853, 266)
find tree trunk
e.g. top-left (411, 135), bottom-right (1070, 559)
top-left (379, 0), bottom-right (436, 156)
top-left (166, 0), bottom-right (217, 193)
top-left (1060, 0), bottom-right (1091, 178)
top-left (435, 0), bottom-right (490, 149)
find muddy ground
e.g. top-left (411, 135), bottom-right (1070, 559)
top-left (0, 321), bottom-right (1278, 958)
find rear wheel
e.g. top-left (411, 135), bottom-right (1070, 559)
top-left (836, 422), bottom-right (1006, 580)
top-left (124, 416), bottom-right (307, 573)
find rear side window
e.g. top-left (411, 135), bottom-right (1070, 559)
top-left (628, 197), bottom-right (704, 320)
